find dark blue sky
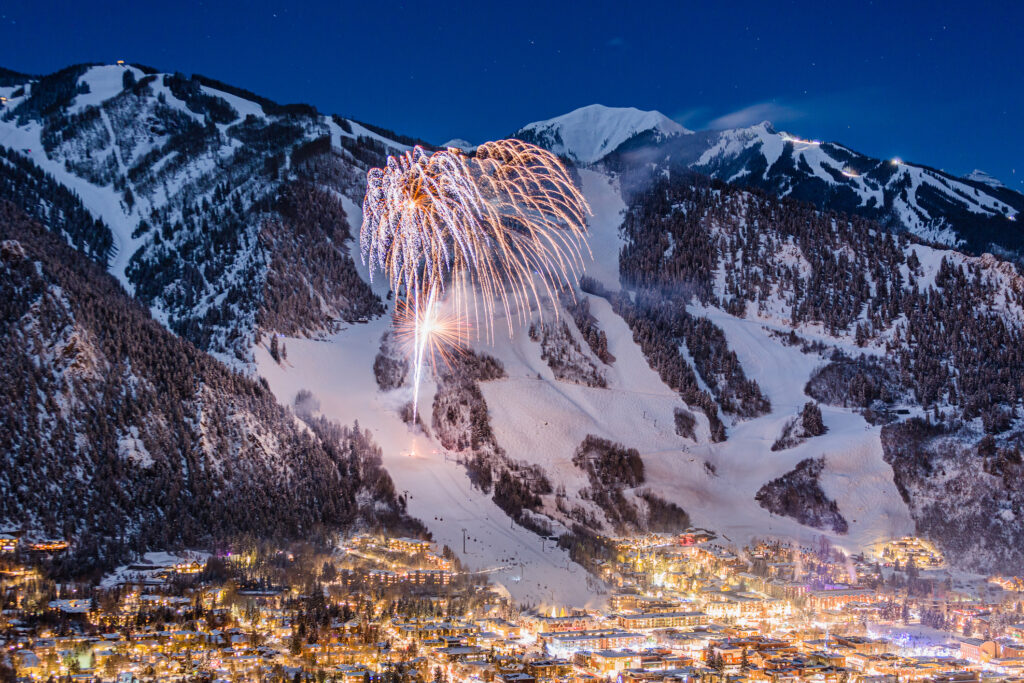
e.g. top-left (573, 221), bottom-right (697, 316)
top-left (1, 1), bottom-right (1020, 187)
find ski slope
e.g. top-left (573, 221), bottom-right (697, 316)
top-left (577, 168), bottom-right (626, 291)
top-left (255, 319), bottom-right (598, 608)
top-left (258, 167), bottom-right (914, 607)
top-left (479, 291), bottom-right (913, 559)
top-left (260, 191), bottom-right (599, 608)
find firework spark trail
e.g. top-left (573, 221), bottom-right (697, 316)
top-left (410, 286), bottom-right (438, 414)
top-left (361, 140), bottom-right (591, 417)
top-left (395, 288), bottom-right (470, 419)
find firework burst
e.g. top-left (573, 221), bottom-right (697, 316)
top-left (393, 292), bottom-right (469, 395)
top-left (361, 139), bottom-right (591, 415)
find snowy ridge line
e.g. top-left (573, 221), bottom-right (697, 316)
top-left (514, 104), bottom-right (1021, 256)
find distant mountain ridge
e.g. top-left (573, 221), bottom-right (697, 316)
top-left (516, 107), bottom-right (1023, 259)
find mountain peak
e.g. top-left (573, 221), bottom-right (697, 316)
top-left (964, 169), bottom-right (1006, 189)
top-left (514, 104), bottom-right (690, 164)
top-left (442, 138), bottom-right (475, 151)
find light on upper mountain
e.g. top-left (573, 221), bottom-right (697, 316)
top-left (891, 157), bottom-right (903, 166)
top-left (780, 133), bottom-right (821, 147)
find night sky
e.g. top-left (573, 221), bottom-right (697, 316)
top-left (1, 1), bottom-right (1020, 187)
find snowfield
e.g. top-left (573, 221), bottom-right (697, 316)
top-left (577, 169), bottom-right (626, 291)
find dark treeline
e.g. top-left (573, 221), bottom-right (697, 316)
top-left (755, 457), bottom-right (848, 534)
top-left (572, 434), bottom-right (645, 487)
top-left (528, 319), bottom-right (607, 388)
top-left (259, 177), bottom-right (384, 336)
top-left (882, 418), bottom-right (1024, 574)
top-left (771, 402), bottom-right (827, 451)
top-left (4, 63), bottom-right (95, 123)
top-left (571, 435), bottom-right (644, 532)
top-left (0, 145), bottom-right (113, 262)
top-left (565, 434), bottom-right (689, 535)
top-left (562, 294), bottom-right (615, 364)
top-left (429, 350), bottom-right (553, 536)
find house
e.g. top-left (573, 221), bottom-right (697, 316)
top-left (499, 673), bottom-right (535, 683)
top-left (542, 629), bottom-right (645, 655)
top-left (590, 649), bottom-right (641, 674)
top-left (529, 613), bottom-right (599, 634)
top-left (527, 658), bottom-right (573, 679)
top-left (13, 650), bottom-right (43, 677)
top-left (833, 635), bottom-right (891, 655)
top-left (484, 618), bottom-right (522, 639)
top-left (388, 537), bottom-right (431, 555)
top-left (805, 588), bottom-right (874, 610)
top-left (617, 611), bottom-right (708, 631)
top-left (29, 539), bottom-right (69, 553)
top-left (407, 569), bottom-right (452, 586)
top-left (0, 534), bottom-right (16, 553)
top-left (435, 645), bottom-right (487, 663)
top-left (989, 657), bottom-right (1024, 677)
top-left (959, 638), bottom-right (998, 663)
top-left (930, 671), bottom-right (979, 683)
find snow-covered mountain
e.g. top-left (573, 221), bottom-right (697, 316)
top-left (688, 122), bottom-right (1022, 252)
top-left (0, 63), bottom-right (399, 363)
top-left (512, 104), bottom-right (690, 164)
top-left (441, 138), bottom-right (475, 151)
top-left (3, 63), bottom-right (1024, 598)
top-left (522, 110), bottom-right (1023, 258)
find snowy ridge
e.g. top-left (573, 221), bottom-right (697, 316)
top-left (698, 124), bottom-right (1015, 218)
top-left (6, 62), bottom-right (1024, 595)
top-left (0, 63), bottom-right (401, 361)
top-left (514, 104), bottom-right (690, 164)
top-left (690, 124), bottom-right (1021, 251)
top-left (441, 138), bottom-right (475, 151)
top-left (964, 169), bottom-right (1006, 189)
top-left (696, 121), bottom-right (786, 173)
top-left (515, 104), bottom-right (1023, 256)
